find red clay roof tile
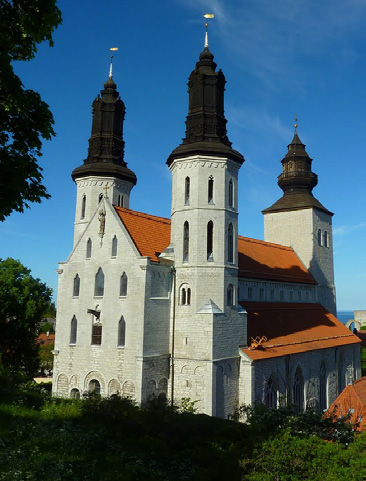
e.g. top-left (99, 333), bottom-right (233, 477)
top-left (240, 302), bottom-right (360, 360)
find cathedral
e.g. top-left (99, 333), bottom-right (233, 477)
top-left (52, 34), bottom-right (361, 417)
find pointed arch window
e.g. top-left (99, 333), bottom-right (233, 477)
top-left (319, 362), bottom-right (327, 411)
top-left (118, 316), bottom-right (126, 347)
top-left (73, 274), bottom-right (80, 297)
top-left (208, 176), bottom-right (214, 204)
top-left (94, 268), bottom-right (104, 297)
top-left (185, 177), bottom-right (190, 205)
top-left (228, 223), bottom-right (234, 263)
top-left (227, 284), bottom-right (234, 306)
top-left (207, 221), bottom-right (213, 260)
top-left (180, 284), bottom-right (191, 305)
top-left (323, 231), bottom-right (328, 248)
top-left (293, 366), bottom-right (304, 412)
top-left (81, 195), bottom-right (86, 219)
top-left (120, 272), bottom-right (128, 297)
top-left (265, 376), bottom-right (277, 408)
top-left (228, 179), bottom-right (234, 208)
top-left (70, 316), bottom-right (77, 344)
top-left (111, 235), bottom-right (118, 257)
top-left (86, 238), bottom-right (92, 259)
top-left (318, 229), bottom-right (322, 246)
top-left (183, 221), bottom-right (189, 262)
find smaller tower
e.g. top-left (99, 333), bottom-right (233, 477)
top-left (263, 122), bottom-right (336, 314)
top-left (71, 64), bottom-right (136, 244)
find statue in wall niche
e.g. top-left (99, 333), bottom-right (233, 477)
top-left (98, 207), bottom-right (106, 238)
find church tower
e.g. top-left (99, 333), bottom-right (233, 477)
top-left (262, 123), bottom-right (336, 314)
top-left (71, 68), bottom-right (137, 245)
top-left (166, 29), bottom-right (246, 417)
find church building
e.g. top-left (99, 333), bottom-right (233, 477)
top-left (52, 33), bottom-right (361, 417)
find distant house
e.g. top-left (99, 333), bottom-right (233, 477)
top-left (37, 333), bottom-right (55, 346)
top-left (326, 377), bottom-right (366, 431)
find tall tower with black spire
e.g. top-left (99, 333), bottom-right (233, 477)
top-left (165, 22), bottom-right (246, 417)
top-left (263, 122), bottom-right (336, 314)
top-left (71, 62), bottom-right (137, 244)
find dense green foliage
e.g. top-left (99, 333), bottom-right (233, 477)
top-left (0, 386), bottom-right (363, 481)
top-left (0, 258), bottom-right (52, 376)
top-left (0, 0), bottom-right (62, 220)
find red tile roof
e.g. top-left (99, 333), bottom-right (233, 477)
top-left (326, 378), bottom-right (366, 431)
top-left (240, 302), bottom-right (361, 360)
top-left (238, 236), bottom-right (316, 284)
top-left (114, 207), bottom-right (171, 262)
top-left (37, 333), bottom-right (55, 345)
top-left (114, 207), bottom-right (313, 285)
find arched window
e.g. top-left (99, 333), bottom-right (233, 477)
top-left (98, 193), bottom-right (103, 204)
top-left (319, 362), bottom-right (327, 411)
top-left (86, 238), bottom-right (92, 259)
top-left (228, 223), bottom-right (234, 263)
top-left (89, 379), bottom-right (101, 394)
top-left (187, 288), bottom-right (191, 305)
top-left (183, 221), bottom-right (189, 262)
top-left (227, 284), bottom-right (234, 306)
top-left (81, 195), bottom-right (86, 219)
top-left (318, 229), bottom-right (322, 246)
top-left (73, 274), bottom-right (80, 297)
top-left (92, 324), bottom-right (102, 345)
top-left (70, 388), bottom-right (80, 399)
top-left (118, 316), bottom-right (126, 347)
top-left (323, 231), bottom-right (328, 248)
top-left (181, 287), bottom-right (186, 305)
top-left (207, 221), bottom-right (213, 260)
top-left (293, 366), bottom-right (304, 412)
top-left (208, 176), bottom-right (214, 203)
top-left (70, 316), bottom-right (77, 344)
top-left (120, 272), bottom-right (128, 296)
top-left (228, 179), bottom-right (234, 208)
top-left (180, 284), bottom-right (191, 305)
top-left (185, 177), bottom-right (190, 205)
top-left (111, 235), bottom-right (118, 257)
top-left (265, 376), bottom-right (277, 408)
top-left (94, 268), bottom-right (104, 296)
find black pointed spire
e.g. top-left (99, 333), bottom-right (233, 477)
top-left (263, 125), bottom-right (332, 215)
top-left (72, 76), bottom-right (137, 185)
top-left (167, 45), bottom-right (244, 165)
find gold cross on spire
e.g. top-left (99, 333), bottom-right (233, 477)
top-left (109, 47), bottom-right (118, 79)
top-left (103, 183), bottom-right (110, 199)
top-left (203, 13), bottom-right (214, 48)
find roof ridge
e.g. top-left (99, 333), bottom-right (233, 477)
top-left (264, 333), bottom-right (359, 350)
top-left (114, 206), bottom-right (171, 224)
top-left (238, 235), bottom-right (293, 251)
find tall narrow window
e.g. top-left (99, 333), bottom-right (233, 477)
top-left (227, 284), bottom-right (234, 306)
top-left (120, 195), bottom-right (124, 207)
top-left (86, 238), bottom-right (92, 259)
top-left (319, 362), bottom-right (327, 411)
top-left (81, 195), bottom-right (86, 219)
top-left (73, 274), bottom-right (80, 297)
top-left (228, 179), bottom-right (234, 208)
top-left (323, 231), bottom-right (328, 248)
top-left (208, 176), bottom-right (214, 203)
top-left (293, 366), bottom-right (304, 412)
top-left (120, 272), bottom-right (128, 297)
top-left (207, 221), bottom-right (213, 260)
top-left (70, 316), bottom-right (77, 344)
top-left (265, 376), bottom-right (277, 408)
top-left (98, 193), bottom-right (103, 204)
top-left (118, 316), bottom-right (126, 347)
top-left (318, 229), bottom-right (322, 246)
top-left (187, 288), bottom-right (191, 305)
top-left (117, 194), bottom-right (121, 206)
top-left (228, 223), bottom-right (234, 263)
top-left (92, 325), bottom-right (102, 345)
top-left (185, 177), bottom-right (190, 205)
top-left (111, 235), bottom-right (118, 257)
top-left (183, 221), bottom-right (189, 262)
top-left (181, 287), bottom-right (186, 305)
top-left (94, 268), bottom-right (104, 296)
top-left (180, 284), bottom-right (191, 305)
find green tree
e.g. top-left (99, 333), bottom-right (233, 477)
top-left (0, 0), bottom-right (62, 221)
top-left (0, 258), bottom-right (52, 377)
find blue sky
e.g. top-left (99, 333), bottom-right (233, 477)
top-left (1, 0), bottom-right (365, 311)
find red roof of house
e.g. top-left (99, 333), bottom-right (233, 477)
top-left (326, 377), bottom-right (366, 431)
top-left (240, 302), bottom-right (361, 360)
top-left (238, 236), bottom-right (316, 284)
top-left (37, 333), bottom-right (55, 345)
top-left (114, 207), bottom-right (171, 263)
top-left (114, 207), bottom-right (316, 284)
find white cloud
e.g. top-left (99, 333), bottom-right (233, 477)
top-left (333, 222), bottom-right (366, 236)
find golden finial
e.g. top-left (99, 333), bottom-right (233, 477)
top-left (294, 113), bottom-right (298, 132)
top-left (203, 13), bottom-right (214, 48)
top-left (109, 47), bottom-right (118, 79)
